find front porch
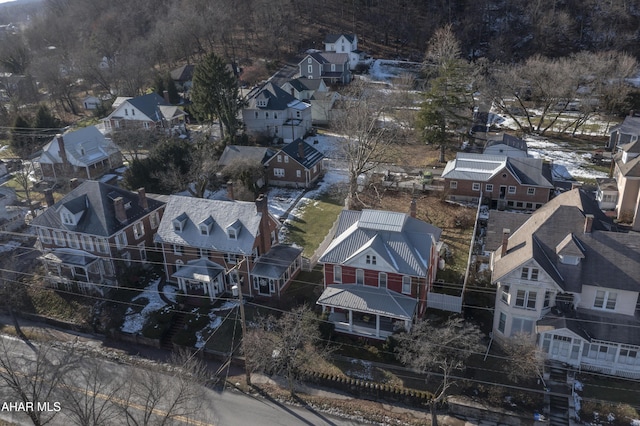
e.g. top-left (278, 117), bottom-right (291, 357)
top-left (40, 249), bottom-right (110, 295)
top-left (172, 258), bottom-right (225, 302)
top-left (317, 284), bottom-right (416, 340)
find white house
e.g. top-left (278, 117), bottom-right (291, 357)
top-left (323, 34), bottom-right (364, 71)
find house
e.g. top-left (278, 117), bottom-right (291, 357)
top-left (30, 181), bottom-right (166, 294)
top-left (36, 126), bottom-right (123, 182)
top-left (242, 82), bottom-right (312, 143)
top-left (607, 113), bottom-right (640, 151)
top-left (102, 93), bottom-right (187, 135)
top-left (218, 145), bottom-right (276, 169)
top-left (281, 78), bottom-right (338, 125)
top-left (264, 139), bottom-right (324, 188)
top-left (298, 52), bottom-right (351, 85)
top-left (317, 206), bottom-right (442, 339)
top-left (491, 188), bottom-right (640, 379)
top-left (82, 95), bottom-right (102, 110)
top-left (154, 194), bottom-right (301, 302)
top-left (170, 64), bottom-right (195, 93)
top-left (323, 34), bottom-right (365, 71)
top-left (0, 187), bottom-right (27, 234)
top-left (595, 178), bottom-right (618, 211)
top-left (483, 134), bottom-right (528, 158)
top-left (441, 153), bottom-right (554, 210)
top-left (610, 139), bottom-right (640, 230)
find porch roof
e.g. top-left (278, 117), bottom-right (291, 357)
top-left (172, 258), bottom-right (224, 283)
top-left (252, 245), bottom-right (302, 279)
top-left (317, 284), bottom-right (417, 320)
top-left (41, 249), bottom-right (98, 267)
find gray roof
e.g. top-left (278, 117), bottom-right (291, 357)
top-left (172, 258), bottom-right (224, 282)
top-left (485, 210), bottom-right (531, 252)
top-left (613, 152), bottom-right (640, 178)
top-left (274, 139), bottom-right (324, 169)
top-left (317, 52), bottom-right (349, 65)
top-left (38, 126), bottom-right (119, 167)
top-left (170, 64), bottom-right (195, 82)
top-left (41, 248), bottom-right (98, 266)
top-left (154, 195), bottom-right (275, 255)
top-left (317, 284), bottom-right (416, 320)
top-left (484, 134), bottom-right (528, 152)
top-left (618, 140), bottom-right (640, 154)
top-left (30, 181), bottom-right (165, 237)
top-left (319, 209), bottom-right (442, 277)
top-left (491, 189), bottom-right (640, 293)
top-left (442, 153), bottom-right (553, 188)
top-left (324, 34), bottom-right (356, 44)
top-left (128, 92), bottom-right (171, 117)
top-left (251, 245), bottom-right (302, 278)
top-left (596, 177), bottom-right (618, 192)
top-left (246, 82), bottom-right (299, 111)
top-left (284, 78), bottom-right (324, 93)
top-left (609, 116), bottom-right (640, 137)
top-left (218, 145), bottom-right (276, 167)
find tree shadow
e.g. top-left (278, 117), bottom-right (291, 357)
top-left (250, 384), bottom-right (337, 426)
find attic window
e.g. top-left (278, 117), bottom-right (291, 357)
top-left (61, 211), bottom-right (75, 225)
top-left (366, 255), bottom-right (377, 265)
top-left (173, 213), bottom-right (188, 232)
top-left (227, 219), bottom-right (242, 240)
top-left (199, 216), bottom-right (214, 236)
top-left (125, 201), bottom-right (132, 210)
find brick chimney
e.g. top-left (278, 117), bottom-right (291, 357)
top-left (255, 194), bottom-right (270, 253)
top-left (584, 214), bottom-right (594, 234)
top-left (56, 134), bottom-right (67, 164)
top-left (163, 90), bottom-right (170, 104)
top-left (44, 189), bottom-right (55, 208)
top-left (298, 141), bottom-right (305, 160)
top-left (571, 181), bottom-right (582, 190)
top-left (227, 181), bottom-right (234, 201)
top-left (410, 198), bottom-right (417, 218)
top-left (69, 178), bottom-right (79, 189)
top-left (501, 228), bottom-right (510, 257)
top-left (137, 187), bottom-right (148, 210)
top-left (114, 197), bottom-right (127, 223)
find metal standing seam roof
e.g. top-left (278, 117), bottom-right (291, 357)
top-left (218, 145), bottom-right (276, 167)
top-left (274, 139), bottom-right (324, 169)
top-left (442, 153), bottom-right (552, 187)
top-left (317, 284), bottom-right (417, 320)
top-left (38, 126), bottom-right (118, 167)
top-left (172, 258), bottom-right (225, 282)
top-left (251, 245), bottom-right (302, 278)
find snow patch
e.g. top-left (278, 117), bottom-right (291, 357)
top-left (120, 278), bottom-right (165, 334)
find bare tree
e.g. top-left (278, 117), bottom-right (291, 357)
top-left (331, 80), bottom-right (397, 208)
top-left (501, 333), bottom-right (546, 386)
top-left (244, 305), bottom-right (332, 395)
top-left (0, 338), bottom-right (77, 426)
top-left (396, 317), bottom-right (484, 426)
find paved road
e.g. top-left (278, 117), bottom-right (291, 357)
top-left (0, 334), bottom-right (367, 426)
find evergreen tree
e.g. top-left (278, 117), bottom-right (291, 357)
top-left (165, 75), bottom-right (180, 104)
top-left (191, 53), bottom-right (244, 141)
top-left (33, 104), bottom-right (60, 146)
top-left (10, 115), bottom-right (33, 158)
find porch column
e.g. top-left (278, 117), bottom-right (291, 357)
top-left (375, 315), bottom-right (380, 338)
top-left (348, 310), bottom-right (353, 332)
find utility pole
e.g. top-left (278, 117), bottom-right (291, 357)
top-left (230, 257), bottom-right (251, 386)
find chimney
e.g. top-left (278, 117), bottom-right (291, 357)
top-left (630, 110), bottom-right (635, 117)
top-left (69, 178), bottom-right (79, 189)
top-left (298, 141), bottom-right (305, 160)
top-left (584, 214), bottom-right (594, 234)
top-left (227, 181), bottom-right (235, 201)
top-left (114, 197), bottom-right (127, 223)
top-left (410, 198), bottom-right (417, 218)
top-left (501, 228), bottom-right (510, 257)
top-left (56, 134), bottom-right (67, 164)
top-left (137, 187), bottom-right (148, 210)
top-left (571, 181), bottom-right (582, 190)
top-left (163, 90), bottom-right (170, 104)
top-left (44, 189), bottom-right (55, 207)
top-left (256, 194), bottom-right (270, 253)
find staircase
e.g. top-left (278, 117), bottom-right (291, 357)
top-left (545, 362), bottom-right (571, 426)
top-left (161, 311), bottom-right (186, 351)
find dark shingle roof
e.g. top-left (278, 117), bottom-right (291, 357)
top-left (609, 116), bottom-right (640, 137)
top-left (613, 152), bottom-right (640, 177)
top-left (127, 93), bottom-right (170, 118)
top-left (248, 82), bottom-right (298, 111)
top-left (218, 145), bottom-right (276, 167)
top-left (170, 64), bottom-right (195, 82)
top-left (279, 139), bottom-right (324, 169)
top-left (251, 245), bottom-right (302, 278)
top-left (484, 134), bottom-right (528, 152)
top-left (31, 181), bottom-right (165, 237)
top-left (324, 34), bottom-right (356, 44)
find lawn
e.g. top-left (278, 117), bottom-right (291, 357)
top-left (283, 192), bottom-right (345, 257)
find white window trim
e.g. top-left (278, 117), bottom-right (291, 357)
top-left (450, 181), bottom-right (458, 189)
top-left (334, 265), bottom-right (342, 283)
top-left (508, 186), bottom-right (517, 194)
top-left (594, 290), bottom-right (617, 310)
top-left (485, 184), bottom-right (493, 192)
top-left (402, 276), bottom-right (411, 294)
top-left (378, 272), bottom-right (387, 288)
top-left (527, 187), bottom-right (536, 195)
top-left (472, 182), bottom-right (481, 191)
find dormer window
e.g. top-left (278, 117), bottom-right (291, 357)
top-left (199, 216), bottom-right (214, 236)
top-left (227, 219), bottom-right (242, 239)
top-left (366, 255), bottom-right (377, 265)
top-left (173, 213), bottom-right (188, 232)
top-left (61, 211), bottom-right (75, 225)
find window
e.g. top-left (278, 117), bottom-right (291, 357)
top-left (227, 228), bottom-right (237, 240)
top-left (521, 267), bottom-right (539, 281)
top-left (402, 276), bottom-right (411, 294)
top-left (149, 212), bottom-right (159, 229)
top-left (125, 109), bottom-right (128, 116)
top-left (96, 238), bottom-right (108, 254)
top-left (308, 57), bottom-right (312, 63)
top-left (296, 170), bottom-right (301, 178)
top-left (81, 235), bottom-right (93, 252)
top-left (515, 289), bottom-right (537, 310)
top-left (544, 290), bottom-right (552, 308)
top-left (619, 345), bottom-right (640, 365)
top-left (132, 109), bottom-right (135, 116)
top-left (255, 111), bottom-right (259, 119)
top-left (355, 269), bottom-right (364, 285)
top-left (273, 168), bottom-right (285, 177)
top-left (200, 248), bottom-right (211, 258)
top-left (501, 285), bottom-right (510, 304)
top-left (450, 181), bottom-right (458, 189)
top-left (308, 65), bottom-right (313, 74)
top-left (122, 251), bottom-right (131, 267)
top-left (313, 165), bottom-right (317, 173)
top-left (173, 244), bottom-right (183, 255)
top-left (274, 113), bottom-right (278, 119)
top-left (378, 272), bottom-right (387, 288)
top-left (39, 229), bottom-right (52, 244)
top-left (133, 221), bottom-right (145, 239)
top-left (284, 156), bottom-right (289, 163)
top-left (224, 253), bottom-right (238, 264)
top-left (115, 232), bottom-right (127, 249)
top-left (277, 155), bottom-right (282, 162)
top-left (331, 64), bottom-right (336, 71)
top-left (334, 265), bottom-right (342, 283)
top-left (53, 231), bottom-right (66, 246)
top-left (594, 290), bottom-right (617, 310)
top-left (366, 255), bottom-right (377, 265)
top-left (511, 317), bottom-right (534, 334)
top-left (61, 211), bottom-right (74, 225)
top-left (508, 186), bottom-right (516, 194)
top-left (67, 234), bottom-right (80, 249)
top-left (485, 184), bottom-right (493, 192)
top-left (498, 312), bottom-right (506, 333)
top-left (200, 224), bottom-right (208, 235)
top-left (472, 182), bottom-right (481, 191)
top-left (527, 187), bottom-right (536, 195)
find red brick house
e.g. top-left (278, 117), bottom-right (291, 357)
top-left (154, 194), bottom-right (302, 302)
top-left (317, 208), bottom-right (442, 339)
top-left (30, 181), bottom-right (166, 294)
top-left (441, 153), bottom-right (554, 210)
top-left (265, 139), bottom-right (324, 188)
